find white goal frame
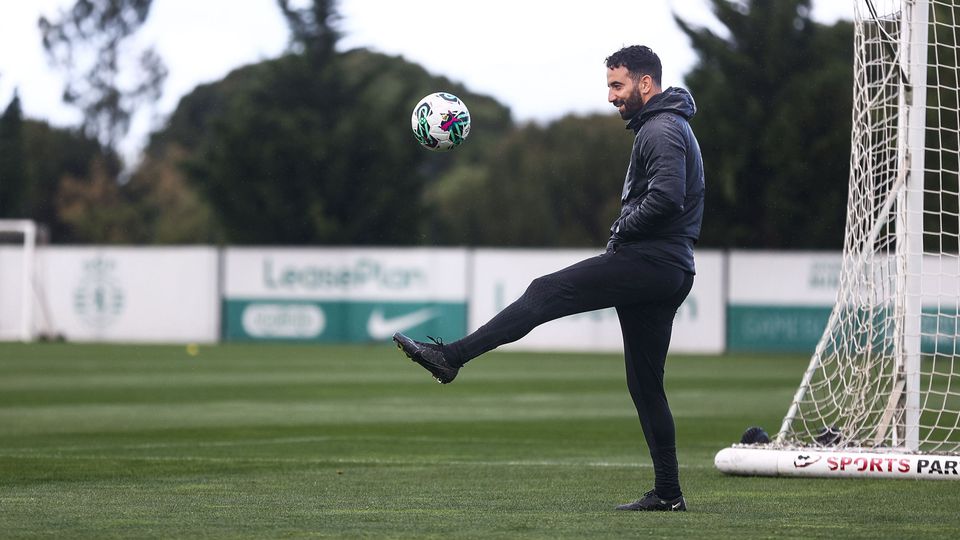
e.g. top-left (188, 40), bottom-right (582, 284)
top-left (0, 219), bottom-right (38, 342)
top-left (717, 0), bottom-right (960, 480)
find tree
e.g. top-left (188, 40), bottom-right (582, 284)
top-left (121, 144), bottom-right (222, 243)
top-left (424, 114), bottom-right (631, 247)
top-left (56, 155), bottom-right (144, 242)
top-left (278, 0), bottom-right (340, 57)
top-left (676, 0), bottom-right (854, 249)
top-left (32, 0), bottom-right (624, 247)
top-left (39, 0), bottom-right (167, 150)
top-left (0, 93), bottom-right (27, 217)
top-left (926, 1), bottom-right (960, 253)
top-left (21, 120), bottom-right (123, 242)
top-left (35, 0), bottom-right (340, 155)
top-left (149, 47), bottom-right (511, 245)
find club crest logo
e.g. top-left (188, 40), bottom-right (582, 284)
top-left (73, 256), bottom-right (125, 330)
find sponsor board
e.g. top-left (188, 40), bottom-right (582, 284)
top-left (727, 305), bottom-right (833, 352)
top-left (728, 251), bottom-right (843, 306)
top-left (31, 247), bottom-right (219, 343)
top-left (224, 248), bottom-right (467, 301)
top-left (10, 246), bottom-right (950, 352)
top-left (727, 251), bottom-right (960, 353)
top-left (727, 251), bottom-right (841, 352)
top-left (728, 310), bottom-right (960, 353)
top-left (469, 249), bottom-right (725, 353)
top-left (222, 248), bottom-right (468, 342)
top-left (222, 300), bottom-right (465, 342)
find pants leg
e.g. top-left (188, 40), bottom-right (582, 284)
top-left (448, 247), bottom-right (687, 364)
top-left (617, 272), bottom-right (693, 499)
top-left (446, 245), bottom-right (694, 498)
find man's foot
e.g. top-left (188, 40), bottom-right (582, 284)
top-left (392, 332), bottom-right (459, 384)
top-left (616, 490), bottom-right (687, 511)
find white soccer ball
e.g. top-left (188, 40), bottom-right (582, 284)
top-left (410, 92), bottom-right (471, 151)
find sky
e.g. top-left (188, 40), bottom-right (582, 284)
top-left (0, 0), bottom-right (856, 164)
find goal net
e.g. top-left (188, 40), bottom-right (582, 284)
top-left (717, 0), bottom-right (960, 477)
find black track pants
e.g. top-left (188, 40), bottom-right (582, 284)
top-left (447, 245), bottom-right (694, 499)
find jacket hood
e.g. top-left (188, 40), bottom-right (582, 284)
top-left (626, 86), bottom-right (697, 131)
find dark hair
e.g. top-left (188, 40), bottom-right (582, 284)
top-left (605, 45), bottom-right (662, 86)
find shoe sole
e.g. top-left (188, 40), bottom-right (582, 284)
top-left (615, 505), bottom-right (686, 511)
top-left (616, 499), bottom-right (687, 511)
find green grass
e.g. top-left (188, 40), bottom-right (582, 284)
top-left (1, 343), bottom-right (958, 539)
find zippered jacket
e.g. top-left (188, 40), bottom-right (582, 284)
top-left (607, 86), bottom-right (704, 274)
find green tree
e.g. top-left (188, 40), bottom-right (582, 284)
top-left (0, 93), bottom-right (27, 217)
top-left (55, 155), bottom-right (143, 242)
top-left (120, 145), bottom-right (222, 243)
top-left (926, 1), bottom-right (960, 253)
top-left (21, 120), bottom-right (123, 242)
top-left (677, 0), bottom-right (854, 249)
top-left (151, 46), bottom-right (511, 245)
top-left (425, 114), bottom-right (631, 247)
top-left (279, 0), bottom-right (340, 57)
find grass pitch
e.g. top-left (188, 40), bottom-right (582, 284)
top-left (1, 343), bottom-right (958, 539)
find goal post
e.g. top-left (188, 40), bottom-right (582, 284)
top-left (897, 0), bottom-right (928, 453)
top-left (0, 219), bottom-right (37, 342)
top-left (716, 0), bottom-right (960, 479)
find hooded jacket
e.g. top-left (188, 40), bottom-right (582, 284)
top-left (607, 86), bottom-right (704, 274)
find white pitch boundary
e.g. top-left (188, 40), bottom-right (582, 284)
top-left (715, 446), bottom-right (960, 480)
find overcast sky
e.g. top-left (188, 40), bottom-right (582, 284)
top-left (0, 0), bottom-right (855, 163)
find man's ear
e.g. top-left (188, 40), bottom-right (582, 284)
top-left (640, 74), bottom-right (653, 95)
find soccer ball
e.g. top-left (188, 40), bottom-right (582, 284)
top-left (410, 92), bottom-right (471, 151)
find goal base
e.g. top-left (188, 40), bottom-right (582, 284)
top-left (715, 446), bottom-right (960, 480)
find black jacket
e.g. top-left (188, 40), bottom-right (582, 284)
top-left (607, 86), bottom-right (704, 274)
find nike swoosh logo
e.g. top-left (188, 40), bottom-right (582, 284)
top-left (367, 307), bottom-right (440, 340)
top-left (671, 501), bottom-right (682, 510)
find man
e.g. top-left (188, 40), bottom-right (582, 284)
top-left (393, 45), bottom-right (704, 512)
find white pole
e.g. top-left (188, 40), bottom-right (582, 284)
top-left (20, 221), bottom-right (36, 342)
top-left (898, 0), bottom-right (928, 451)
top-left (0, 219), bottom-right (37, 342)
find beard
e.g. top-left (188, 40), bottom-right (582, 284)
top-left (615, 87), bottom-right (644, 120)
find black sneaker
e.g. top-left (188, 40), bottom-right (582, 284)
top-left (616, 490), bottom-right (687, 511)
top-left (392, 332), bottom-right (459, 384)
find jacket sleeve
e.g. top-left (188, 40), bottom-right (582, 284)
top-left (616, 115), bottom-right (687, 240)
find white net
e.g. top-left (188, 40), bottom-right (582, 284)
top-left (777, 0), bottom-right (960, 454)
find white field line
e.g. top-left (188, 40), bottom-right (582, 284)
top-left (0, 434), bottom-right (549, 453)
top-left (0, 434), bottom-right (715, 469)
top-left (0, 452), bottom-right (721, 469)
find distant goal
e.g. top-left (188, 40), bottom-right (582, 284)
top-left (0, 219), bottom-right (51, 342)
top-left (716, 0), bottom-right (960, 479)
